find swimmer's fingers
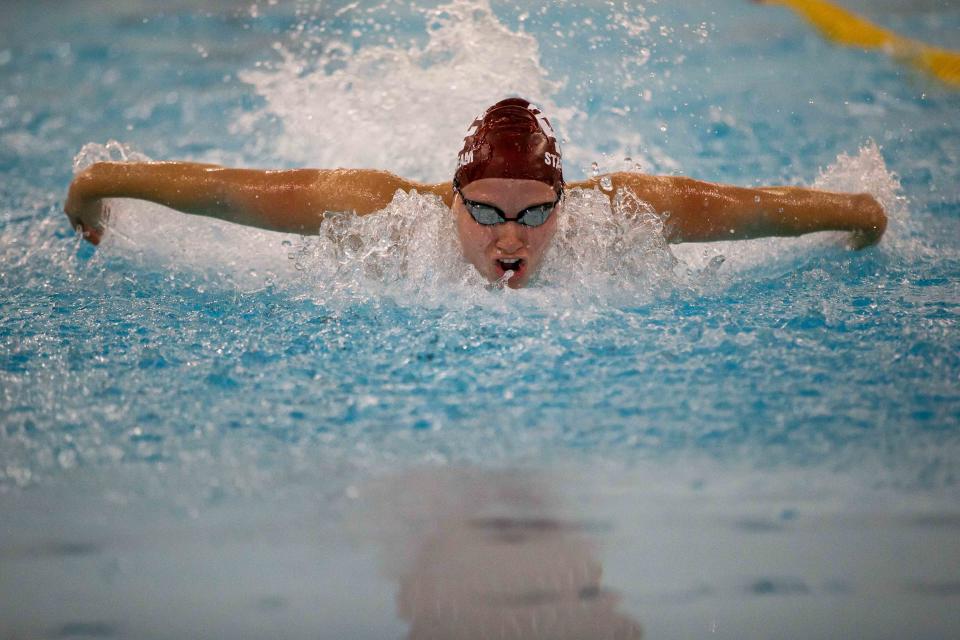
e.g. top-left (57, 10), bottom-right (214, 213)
top-left (65, 170), bottom-right (105, 245)
top-left (847, 229), bottom-right (874, 251)
top-left (66, 198), bottom-right (110, 246)
top-left (847, 227), bottom-right (883, 250)
top-left (76, 221), bottom-right (103, 246)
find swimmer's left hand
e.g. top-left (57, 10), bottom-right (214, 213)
top-left (847, 193), bottom-right (887, 250)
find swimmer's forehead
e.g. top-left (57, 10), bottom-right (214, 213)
top-left (460, 178), bottom-right (558, 206)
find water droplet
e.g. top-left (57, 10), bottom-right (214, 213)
top-left (659, 123), bottom-right (668, 133)
top-left (281, 239), bottom-right (292, 247)
top-left (600, 176), bottom-right (613, 191)
top-left (591, 162), bottom-right (600, 177)
top-left (754, 195), bottom-right (761, 204)
top-left (707, 254), bottom-right (726, 272)
top-left (57, 450), bottom-right (77, 469)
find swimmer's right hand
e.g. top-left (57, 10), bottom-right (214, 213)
top-left (65, 168), bottom-right (109, 245)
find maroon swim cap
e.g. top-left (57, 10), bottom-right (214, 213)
top-left (454, 97), bottom-right (563, 191)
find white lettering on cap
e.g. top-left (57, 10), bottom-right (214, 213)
top-left (464, 112), bottom-right (484, 138)
top-left (527, 103), bottom-right (557, 141)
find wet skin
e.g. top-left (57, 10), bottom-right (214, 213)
top-left (453, 178), bottom-right (561, 289)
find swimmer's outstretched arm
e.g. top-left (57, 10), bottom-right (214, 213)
top-left (571, 174), bottom-right (887, 249)
top-left (65, 162), bottom-right (448, 244)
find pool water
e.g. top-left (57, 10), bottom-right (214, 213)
top-left (1, 1), bottom-right (958, 638)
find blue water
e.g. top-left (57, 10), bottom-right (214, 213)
top-left (1, 1), bottom-right (959, 638)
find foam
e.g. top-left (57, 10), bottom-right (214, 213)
top-left (232, 0), bottom-right (686, 179)
top-left (234, 0), bottom-right (577, 183)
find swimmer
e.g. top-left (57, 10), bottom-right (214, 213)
top-left (65, 97), bottom-right (887, 288)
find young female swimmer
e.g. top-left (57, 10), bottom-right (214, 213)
top-left (65, 97), bottom-right (887, 289)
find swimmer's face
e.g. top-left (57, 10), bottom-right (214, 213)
top-left (453, 178), bottom-right (560, 289)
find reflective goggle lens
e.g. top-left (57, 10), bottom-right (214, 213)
top-left (459, 192), bottom-right (559, 227)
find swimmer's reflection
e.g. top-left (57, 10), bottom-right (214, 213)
top-left (355, 468), bottom-right (642, 640)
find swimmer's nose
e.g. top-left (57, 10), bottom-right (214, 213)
top-left (495, 222), bottom-right (525, 253)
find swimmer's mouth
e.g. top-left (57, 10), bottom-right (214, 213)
top-left (496, 258), bottom-right (525, 277)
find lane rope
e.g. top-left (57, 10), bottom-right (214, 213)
top-left (756, 0), bottom-right (960, 87)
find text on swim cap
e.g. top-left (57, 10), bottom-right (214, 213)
top-left (527, 104), bottom-right (557, 140)
top-left (544, 151), bottom-right (561, 169)
top-left (458, 150), bottom-right (474, 168)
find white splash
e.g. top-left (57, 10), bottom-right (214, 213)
top-left (73, 139), bottom-right (151, 173)
top-left (540, 184), bottom-right (676, 292)
top-left (813, 140), bottom-right (912, 251)
top-left (491, 270), bottom-right (514, 290)
top-left (234, 0), bottom-right (582, 184)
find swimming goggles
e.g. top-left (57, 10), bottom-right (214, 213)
top-left (453, 180), bottom-right (562, 227)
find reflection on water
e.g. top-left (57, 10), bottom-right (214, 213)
top-left (2, 462), bottom-right (960, 638)
top-left (355, 467), bottom-right (642, 639)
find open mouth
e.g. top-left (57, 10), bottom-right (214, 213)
top-left (495, 258), bottom-right (525, 278)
